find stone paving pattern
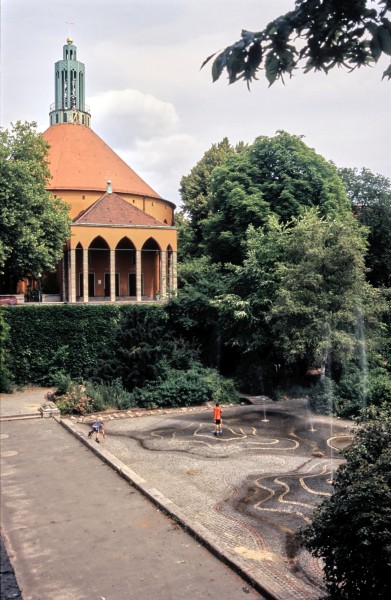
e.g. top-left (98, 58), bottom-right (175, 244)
top-left (68, 399), bottom-right (353, 600)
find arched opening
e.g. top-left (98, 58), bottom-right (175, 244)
top-left (89, 236), bottom-right (110, 298)
top-left (115, 237), bottom-right (136, 298)
top-left (75, 242), bottom-right (83, 298)
top-left (142, 238), bottom-right (161, 299)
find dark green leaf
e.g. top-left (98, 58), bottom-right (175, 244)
top-left (378, 24), bottom-right (391, 54)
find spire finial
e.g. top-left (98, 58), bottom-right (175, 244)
top-left (66, 20), bottom-right (74, 44)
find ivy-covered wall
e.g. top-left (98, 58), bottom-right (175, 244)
top-left (1, 304), bottom-right (166, 385)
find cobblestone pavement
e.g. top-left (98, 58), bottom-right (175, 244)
top-left (67, 399), bottom-right (354, 600)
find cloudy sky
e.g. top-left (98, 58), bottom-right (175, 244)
top-left (1, 0), bottom-right (390, 207)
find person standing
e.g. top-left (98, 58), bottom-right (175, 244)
top-left (213, 402), bottom-right (223, 436)
top-left (88, 419), bottom-right (106, 443)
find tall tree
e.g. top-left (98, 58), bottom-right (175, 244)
top-left (216, 209), bottom-right (378, 378)
top-left (201, 131), bottom-right (350, 264)
top-left (339, 167), bottom-right (391, 287)
top-left (179, 138), bottom-right (244, 256)
top-left (0, 122), bottom-right (70, 292)
top-left (203, 0), bottom-right (391, 86)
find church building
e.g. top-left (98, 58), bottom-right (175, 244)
top-left (41, 37), bottom-right (177, 303)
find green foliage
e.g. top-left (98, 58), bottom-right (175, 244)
top-left (179, 138), bottom-right (244, 258)
top-left (3, 304), bottom-right (121, 384)
top-left (308, 377), bottom-right (336, 414)
top-left (299, 404), bottom-right (391, 599)
top-left (166, 257), bottom-right (229, 366)
top-left (222, 209), bottom-right (376, 382)
top-left (335, 364), bottom-right (391, 417)
top-left (0, 310), bottom-right (13, 392)
top-left (127, 367), bottom-right (237, 410)
top-left (200, 132), bottom-right (350, 264)
top-left (47, 377), bottom-right (136, 415)
top-left (202, 1), bottom-right (391, 86)
top-left (96, 304), bottom-right (199, 390)
top-left (84, 379), bottom-right (136, 412)
top-left (339, 167), bottom-right (391, 288)
top-left (0, 122), bottom-right (70, 291)
top-left (47, 383), bottom-right (94, 415)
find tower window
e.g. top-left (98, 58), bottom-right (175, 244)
top-left (56, 114), bottom-right (59, 123)
top-left (63, 112), bottom-right (67, 122)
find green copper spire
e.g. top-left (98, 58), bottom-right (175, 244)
top-left (49, 38), bottom-right (91, 127)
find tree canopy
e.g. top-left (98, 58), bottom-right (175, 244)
top-left (177, 132), bottom-right (390, 399)
top-left (178, 137), bottom-right (245, 257)
top-left (0, 122), bottom-right (70, 291)
top-left (339, 167), bottom-right (391, 287)
top-left (214, 209), bottom-right (376, 378)
top-left (182, 131), bottom-right (350, 265)
top-left (299, 403), bottom-right (391, 599)
top-left (203, 0), bottom-right (391, 87)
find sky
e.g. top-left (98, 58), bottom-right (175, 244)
top-left (1, 0), bottom-right (390, 208)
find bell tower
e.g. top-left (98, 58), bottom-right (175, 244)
top-left (49, 38), bottom-right (91, 127)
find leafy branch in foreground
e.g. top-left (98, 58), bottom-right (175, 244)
top-left (202, 0), bottom-right (391, 87)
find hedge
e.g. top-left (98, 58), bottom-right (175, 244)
top-left (1, 304), bottom-right (166, 385)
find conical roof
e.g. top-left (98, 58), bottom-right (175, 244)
top-left (43, 123), bottom-right (161, 199)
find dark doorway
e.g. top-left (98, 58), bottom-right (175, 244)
top-left (88, 273), bottom-right (95, 297)
top-left (104, 273), bottom-right (119, 297)
top-left (128, 273), bottom-right (143, 296)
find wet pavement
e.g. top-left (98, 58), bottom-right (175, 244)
top-left (1, 390), bottom-right (354, 600)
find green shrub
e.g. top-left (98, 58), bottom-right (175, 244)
top-left (128, 367), bottom-right (237, 409)
top-left (299, 404), bottom-right (391, 599)
top-left (48, 383), bottom-right (94, 415)
top-left (0, 311), bottom-right (13, 393)
top-left (3, 304), bottom-right (121, 384)
top-left (368, 368), bottom-right (391, 405)
top-left (308, 377), bottom-right (336, 414)
top-left (51, 372), bottom-right (74, 395)
top-left (335, 370), bottom-right (368, 417)
top-left (85, 379), bottom-right (136, 412)
top-left (335, 366), bottom-right (391, 418)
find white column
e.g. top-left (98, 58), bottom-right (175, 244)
top-left (69, 248), bottom-right (77, 303)
top-left (172, 251), bottom-right (177, 295)
top-left (83, 249), bottom-right (89, 303)
top-left (62, 254), bottom-right (66, 302)
top-left (136, 250), bottom-right (142, 302)
top-left (161, 251), bottom-right (167, 299)
top-left (110, 250), bottom-right (116, 302)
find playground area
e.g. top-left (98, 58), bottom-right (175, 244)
top-left (70, 398), bottom-right (353, 600)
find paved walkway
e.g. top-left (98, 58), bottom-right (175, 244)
top-left (0, 390), bottom-right (266, 600)
top-left (1, 389), bottom-right (353, 600)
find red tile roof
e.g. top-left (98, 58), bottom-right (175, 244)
top-left (73, 192), bottom-right (166, 226)
top-left (43, 124), bottom-right (161, 199)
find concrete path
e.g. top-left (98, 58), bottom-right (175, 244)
top-left (0, 387), bottom-right (47, 418)
top-left (0, 406), bottom-right (266, 600)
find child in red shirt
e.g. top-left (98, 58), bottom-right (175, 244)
top-left (213, 402), bottom-right (222, 436)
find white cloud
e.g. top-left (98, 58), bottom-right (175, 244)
top-left (117, 133), bottom-right (203, 204)
top-left (90, 89), bottom-right (179, 146)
